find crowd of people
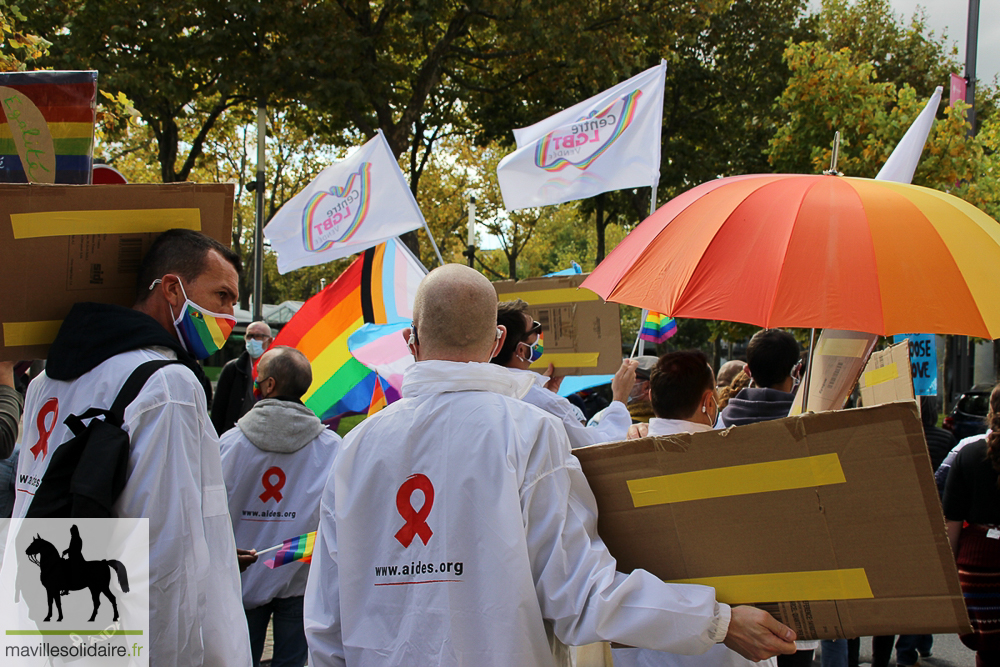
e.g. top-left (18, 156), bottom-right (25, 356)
top-left (0, 229), bottom-right (994, 667)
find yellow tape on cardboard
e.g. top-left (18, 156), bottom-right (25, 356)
top-left (495, 287), bottom-right (599, 305)
top-left (4, 320), bottom-right (61, 347)
top-left (11, 209), bottom-right (202, 239)
top-left (862, 363), bottom-right (899, 388)
top-left (628, 453), bottom-right (846, 507)
top-left (815, 338), bottom-right (870, 358)
top-left (672, 568), bottom-right (873, 604)
top-left (528, 352), bottom-right (600, 369)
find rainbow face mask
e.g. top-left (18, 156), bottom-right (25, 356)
top-left (169, 279), bottom-right (236, 360)
top-left (523, 331), bottom-right (544, 363)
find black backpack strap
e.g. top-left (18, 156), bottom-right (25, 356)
top-left (109, 359), bottom-right (187, 416)
top-left (62, 359), bottom-right (186, 435)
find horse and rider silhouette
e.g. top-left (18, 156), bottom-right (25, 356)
top-left (25, 525), bottom-right (129, 622)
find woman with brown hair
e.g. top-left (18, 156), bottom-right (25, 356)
top-left (942, 383), bottom-right (1000, 667)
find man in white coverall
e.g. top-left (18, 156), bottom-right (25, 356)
top-left (221, 345), bottom-right (341, 667)
top-left (13, 229), bottom-right (252, 666)
top-left (303, 263), bottom-right (797, 667)
top-left (492, 298), bottom-right (634, 448)
top-left (613, 349), bottom-right (776, 667)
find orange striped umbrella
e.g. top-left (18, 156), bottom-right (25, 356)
top-left (582, 174), bottom-right (1000, 338)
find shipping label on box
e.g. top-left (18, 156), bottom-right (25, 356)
top-left (494, 273), bottom-right (621, 376)
top-left (0, 183), bottom-right (235, 361)
top-left (575, 403), bottom-right (970, 640)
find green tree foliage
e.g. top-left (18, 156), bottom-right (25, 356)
top-left (0, 1), bottom-right (50, 71)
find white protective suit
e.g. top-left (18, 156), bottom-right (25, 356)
top-left (220, 398), bottom-right (341, 609)
top-left (303, 360), bottom-right (730, 667)
top-left (13, 347), bottom-right (252, 667)
top-left (510, 367), bottom-right (632, 449)
top-left (612, 419), bottom-right (776, 667)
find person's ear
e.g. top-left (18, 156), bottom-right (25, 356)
top-left (403, 327), bottom-right (418, 359)
top-left (742, 363), bottom-right (750, 378)
top-left (491, 325), bottom-right (507, 360)
top-left (159, 274), bottom-right (185, 312)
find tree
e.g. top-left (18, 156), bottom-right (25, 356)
top-left (0, 1), bottom-right (49, 71)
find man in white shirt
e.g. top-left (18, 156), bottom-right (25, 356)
top-left (13, 229), bottom-right (252, 666)
top-left (303, 263), bottom-right (797, 667)
top-left (615, 349), bottom-right (776, 667)
top-left (221, 346), bottom-right (341, 667)
top-left (493, 298), bottom-right (635, 448)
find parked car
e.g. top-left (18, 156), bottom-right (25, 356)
top-left (943, 384), bottom-right (993, 442)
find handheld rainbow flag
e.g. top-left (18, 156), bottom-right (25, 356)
top-left (639, 311), bottom-right (677, 344)
top-left (262, 531), bottom-right (316, 569)
top-left (271, 237), bottom-right (426, 420)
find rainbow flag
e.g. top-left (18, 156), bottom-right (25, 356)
top-left (0, 70), bottom-right (97, 184)
top-left (272, 238), bottom-right (426, 420)
top-left (639, 311), bottom-right (677, 344)
top-left (264, 531), bottom-right (316, 569)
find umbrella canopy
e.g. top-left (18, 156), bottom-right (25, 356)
top-left (582, 174), bottom-right (1000, 339)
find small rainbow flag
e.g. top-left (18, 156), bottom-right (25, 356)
top-left (264, 531), bottom-right (316, 569)
top-left (368, 376), bottom-right (387, 417)
top-left (639, 311), bottom-right (677, 344)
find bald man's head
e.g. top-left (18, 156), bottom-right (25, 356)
top-left (411, 264), bottom-right (500, 362)
top-left (257, 346), bottom-right (312, 399)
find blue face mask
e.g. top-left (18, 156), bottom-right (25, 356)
top-left (246, 337), bottom-right (265, 359)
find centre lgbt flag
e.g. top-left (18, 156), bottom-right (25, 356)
top-left (497, 61), bottom-right (666, 211)
top-left (271, 237), bottom-right (426, 420)
top-left (265, 130), bottom-right (428, 274)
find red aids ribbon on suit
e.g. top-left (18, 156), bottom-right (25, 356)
top-left (259, 466), bottom-right (286, 503)
top-left (30, 398), bottom-right (58, 460)
top-left (394, 474), bottom-right (434, 547)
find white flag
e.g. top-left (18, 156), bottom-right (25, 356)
top-left (497, 61), bottom-right (666, 211)
top-left (265, 131), bottom-right (426, 274)
top-left (876, 86), bottom-right (942, 184)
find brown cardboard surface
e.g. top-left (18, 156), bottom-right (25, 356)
top-left (493, 273), bottom-right (622, 375)
top-left (789, 329), bottom-right (879, 416)
top-left (859, 341), bottom-right (915, 408)
top-left (575, 403), bottom-right (970, 640)
top-left (0, 183), bottom-right (235, 361)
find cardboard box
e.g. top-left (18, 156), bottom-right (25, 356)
top-left (859, 341), bottom-right (915, 408)
top-left (0, 183), bottom-right (235, 361)
top-left (789, 329), bottom-right (878, 416)
top-left (494, 273), bottom-right (622, 375)
top-left (575, 403), bottom-right (970, 640)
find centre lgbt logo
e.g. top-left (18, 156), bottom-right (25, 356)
top-left (534, 89), bottom-right (642, 172)
top-left (301, 162), bottom-right (372, 252)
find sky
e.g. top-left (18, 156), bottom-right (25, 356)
top-left (889, 0), bottom-right (998, 84)
top-left (809, 1), bottom-right (999, 85)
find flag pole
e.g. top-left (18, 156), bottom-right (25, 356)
top-left (252, 99), bottom-right (267, 320)
top-left (422, 219), bottom-right (445, 266)
top-left (631, 308), bottom-right (648, 358)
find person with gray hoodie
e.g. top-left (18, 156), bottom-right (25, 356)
top-left (220, 345), bottom-right (342, 667)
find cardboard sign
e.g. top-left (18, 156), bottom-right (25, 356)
top-left (494, 273), bottom-right (622, 375)
top-left (893, 333), bottom-right (938, 396)
top-left (0, 183), bottom-right (235, 361)
top-left (575, 403), bottom-right (970, 640)
top-left (859, 341), bottom-right (915, 407)
top-left (0, 70), bottom-right (98, 184)
top-left (789, 329), bottom-right (879, 416)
